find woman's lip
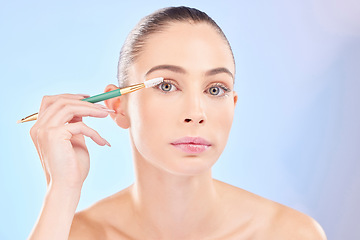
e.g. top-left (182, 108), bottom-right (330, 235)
top-left (170, 137), bottom-right (211, 154)
top-left (171, 137), bottom-right (211, 146)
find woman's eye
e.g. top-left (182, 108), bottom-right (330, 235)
top-left (208, 86), bottom-right (222, 96)
top-left (206, 83), bottom-right (231, 97)
top-left (207, 86), bottom-right (227, 96)
top-left (157, 81), bottom-right (177, 92)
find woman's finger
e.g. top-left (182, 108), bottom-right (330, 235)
top-left (62, 121), bottom-right (111, 147)
top-left (38, 99), bottom-right (113, 127)
top-left (38, 94), bottom-right (90, 116)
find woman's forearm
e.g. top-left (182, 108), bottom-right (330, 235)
top-left (28, 186), bottom-right (81, 240)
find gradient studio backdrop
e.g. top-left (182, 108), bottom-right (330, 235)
top-left (1, 0), bottom-right (359, 239)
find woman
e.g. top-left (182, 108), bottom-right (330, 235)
top-left (28, 6), bottom-right (326, 240)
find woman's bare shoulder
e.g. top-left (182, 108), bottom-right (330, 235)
top-left (267, 204), bottom-right (327, 240)
top-left (68, 210), bottom-right (104, 240)
top-left (69, 186), bottom-right (133, 240)
top-left (213, 179), bottom-right (327, 239)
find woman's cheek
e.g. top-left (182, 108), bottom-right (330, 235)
top-left (208, 100), bottom-right (235, 138)
top-left (137, 97), bottom-right (171, 134)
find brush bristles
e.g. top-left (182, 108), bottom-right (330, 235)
top-left (144, 77), bottom-right (164, 88)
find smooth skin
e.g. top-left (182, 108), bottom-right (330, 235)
top-left (28, 22), bottom-right (327, 240)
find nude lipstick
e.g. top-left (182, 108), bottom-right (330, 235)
top-left (171, 137), bottom-right (211, 154)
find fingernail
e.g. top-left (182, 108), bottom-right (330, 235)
top-left (103, 138), bottom-right (111, 147)
top-left (104, 109), bottom-right (115, 113)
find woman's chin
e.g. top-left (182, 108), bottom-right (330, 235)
top-left (159, 156), bottom-right (217, 176)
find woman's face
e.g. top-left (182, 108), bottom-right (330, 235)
top-left (124, 22), bottom-right (237, 176)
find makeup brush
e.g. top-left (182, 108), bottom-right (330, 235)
top-left (17, 77), bottom-right (164, 123)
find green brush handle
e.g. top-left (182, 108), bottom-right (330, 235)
top-left (82, 89), bottom-right (121, 103)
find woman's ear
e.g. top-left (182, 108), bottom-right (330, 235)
top-left (233, 91), bottom-right (238, 106)
top-left (104, 84), bottom-right (130, 129)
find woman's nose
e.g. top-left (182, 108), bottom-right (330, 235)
top-left (184, 117), bottom-right (205, 124)
top-left (182, 95), bottom-right (207, 125)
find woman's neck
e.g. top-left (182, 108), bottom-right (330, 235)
top-left (129, 151), bottom-right (223, 239)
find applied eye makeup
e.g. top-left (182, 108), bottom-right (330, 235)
top-left (152, 78), bottom-right (232, 98)
top-left (206, 82), bottom-right (231, 97)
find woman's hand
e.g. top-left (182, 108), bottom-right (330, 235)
top-left (30, 94), bottom-right (113, 192)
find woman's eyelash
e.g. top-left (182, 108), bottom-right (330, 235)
top-left (205, 83), bottom-right (232, 98)
top-left (153, 80), bottom-right (231, 96)
top-left (211, 83), bottom-right (231, 92)
top-left (163, 79), bottom-right (175, 84)
top-left (153, 79), bottom-right (169, 88)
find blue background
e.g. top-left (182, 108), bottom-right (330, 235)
top-left (1, 0), bottom-right (360, 239)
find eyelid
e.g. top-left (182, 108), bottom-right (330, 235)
top-left (205, 82), bottom-right (232, 97)
top-left (163, 79), bottom-right (180, 88)
top-left (163, 78), bottom-right (178, 85)
top-left (208, 82), bottom-right (232, 92)
top-left (152, 79), bottom-right (232, 96)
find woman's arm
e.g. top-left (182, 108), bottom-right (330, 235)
top-left (28, 186), bottom-right (81, 240)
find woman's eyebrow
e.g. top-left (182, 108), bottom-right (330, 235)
top-left (145, 65), bottom-right (186, 76)
top-left (145, 64), bottom-right (234, 79)
top-left (205, 67), bottom-right (234, 79)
